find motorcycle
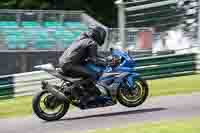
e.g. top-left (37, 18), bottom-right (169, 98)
top-left (32, 48), bottom-right (149, 121)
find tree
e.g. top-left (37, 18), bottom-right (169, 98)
top-left (83, 0), bottom-right (117, 27)
top-left (0, 0), bottom-right (117, 27)
top-left (0, 0), bottom-right (50, 9)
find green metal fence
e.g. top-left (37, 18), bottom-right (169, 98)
top-left (0, 52), bottom-right (198, 98)
top-left (135, 53), bottom-right (196, 79)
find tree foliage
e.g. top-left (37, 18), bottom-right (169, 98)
top-left (0, 0), bottom-right (197, 32)
top-left (0, 0), bottom-right (117, 27)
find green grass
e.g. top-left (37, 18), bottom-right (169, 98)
top-left (88, 117), bottom-right (200, 133)
top-left (0, 95), bottom-right (76, 118)
top-left (1, 74), bottom-right (200, 118)
top-left (148, 74), bottom-right (200, 96)
top-left (0, 96), bottom-right (33, 118)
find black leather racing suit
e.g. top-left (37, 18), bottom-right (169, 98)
top-left (59, 28), bottom-right (107, 103)
top-left (59, 33), bottom-right (106, 80)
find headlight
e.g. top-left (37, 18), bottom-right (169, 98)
top-left (112, 56), bottom-right (121, 66)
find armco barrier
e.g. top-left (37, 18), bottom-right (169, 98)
top-left (0, 52), bottom-right (198, 99)
top-left (135, 53), bottom-right (196, 66)
top-left (0, 71), bottom-right (59, 99)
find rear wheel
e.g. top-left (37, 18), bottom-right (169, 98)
top-left (32, 90), bottom-right (70, 121)
top-left (117, 78), bottom-right (149, 107)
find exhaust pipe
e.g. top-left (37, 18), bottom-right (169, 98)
top-left (42, 81), bottom-right (68, 101)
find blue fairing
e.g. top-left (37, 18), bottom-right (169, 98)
top-left (85, 49), bottom-right (140, 86)
top-left (127, 73), bottom-right (140, 88)
top-left (85, 63), bottom-right (105, 73)
top-left (112, 49), bottom-right (136, 68)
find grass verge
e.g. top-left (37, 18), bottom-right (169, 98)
top-left (87, 117), bottom-right (200, 133)
top-left (1, 74), bottom-right (200, 118)
top-left (148, 74), bottom-right (200, 96)
top-left (0, 96), bottom-right (33, 118)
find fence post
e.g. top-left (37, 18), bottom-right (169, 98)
top-left (115, 0), bottom-right (126, 49)
top-left (196, 51), bottom-right (200, 73)
top-left (198, 0), bottom-right (200, 47)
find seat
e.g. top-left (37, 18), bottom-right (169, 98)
top-left (43, 21), bottom-right (62, 27)
top-left (55, 68), bottom-right (82, 82)
top-left (34, 39), bottom-right (54, 49)
top-left (63, 22), bottom-right (87, 29)
top-left (56, 68), bottom-right (66, 75)
top-left (21, 21), bottom-right (40, 28)
top-left (0, 21), bottom-right (18, 28)
top-left (33, 32), bottom-right (54, 49)
top-left (6, 36), bottom-right (27, 49)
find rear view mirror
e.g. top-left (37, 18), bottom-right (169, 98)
top-left (110, 48), bottom-right (113, 53)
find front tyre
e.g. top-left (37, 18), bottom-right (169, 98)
top-left (117, 78), bottom-right (149, 107)
top-left (32, 90), bottom-right (70, 121)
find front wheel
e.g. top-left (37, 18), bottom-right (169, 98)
top-left (32, 90), bottom-right (70, 121)
top-left (117, 78), bottom-right (149, 107)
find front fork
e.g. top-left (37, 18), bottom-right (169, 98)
top-left (126, 73), bottom-right (140, 89)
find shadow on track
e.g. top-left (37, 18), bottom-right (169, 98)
top-left (57, 107), bottom-right (167, 122)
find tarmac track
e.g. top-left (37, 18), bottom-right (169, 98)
top-left (0, 93), bottom-right (200, 133)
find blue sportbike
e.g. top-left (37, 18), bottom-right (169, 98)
top-left (32, 48), bottom-right (149, 121)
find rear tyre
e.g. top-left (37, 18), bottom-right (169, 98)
top-left (117, 78), bottom-right (149, 107)
top-left (32, 90), bottom-right (69, 121)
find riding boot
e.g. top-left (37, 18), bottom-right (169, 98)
top-left (79, 93), bottom-right (96, 109)
top-left (79, 82), bottom-right (100, 108)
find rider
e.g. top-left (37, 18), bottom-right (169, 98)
top-left (59, 25), bottom-right (108, 107)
